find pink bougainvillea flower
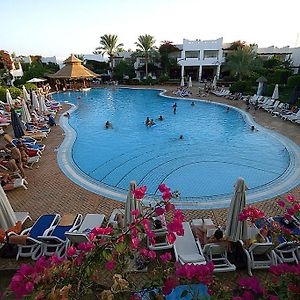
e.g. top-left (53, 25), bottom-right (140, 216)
top-left (148, 250), bottom-right (156, 260)
top-left (105, 259), bottom-right (115, 271)
top-left (155, 207), bottom-right (165, 216)
top-left (277, 200), bottom-right (286, 208)
top-left (165, 201), bottom-right (175, 212)
top-left (130, 237), bottom-right (139, 249)
top-left (283, 213), bottom-right (293, 221)
top-left (139, 248), bottom-right (148, 257)
top-left (142, 219), bottom-right (151, 231)
top-left (131, 209), bottom-right (139, 217)
top-left (132, 186), bottom-right (147, 200)
top-left (91, 227), bottom-right (113, 236)
top-left (160, 252), bottom-right (172, 263)
top-left (167, 232), bottom-right (176, 244)
top-left (162, 191), bottom-right (172, 201)
top-left (25, 282), bottom-right (34, 294)
top-left (67, 246), bottom-right (77, 257)
top-left (158, 183), bottom-right (170, 193)
top-left (239, 277), bottom-right (264, 295)
top-left (162, 277), bottom-right (178, 295)
top-left (287, 207), bottom-right (296, 215)
top-left (288, 283), bottom-right (299, 293)
top-left (130, 294), bottom-right (142, 300)
top-left (286, 194), bottom-right (295, 203)
top-left (281, 227), bottom-right (292, 235)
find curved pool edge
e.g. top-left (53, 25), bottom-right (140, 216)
top-left (56, 89), bottom-right (300, 209)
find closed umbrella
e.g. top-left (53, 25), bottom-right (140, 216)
top-left (6, 89), bottom-right (13, 107)
top-left (188, 76), bottom-right (192, 88)
top-left (22, 85), bottom-right (31, 103)
top-left (0, 185), bottom-right (17, 230)
top-left (21, 98), bottom-right (31, 124)
top-left (288, 87), bottom-right (298, 105)
top-left (11, 108), bottom-right (25, 139)
top-left (272, 84), bottom-right (279, 100)
top-left (124, 181), bottom-right (142, 229)
top-left (180, 77), bottom-right (185, 87)
top-left (225, 177), bottom-right (248, 242)
top-left (212, 76), bottom-right (217, 90)
top-left (32, 91), bottom-right (40, 111)
top-left (38, 94), bottom-right (49, 113)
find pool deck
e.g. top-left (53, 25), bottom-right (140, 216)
top-left (1, 85), bottom-right (299, 270)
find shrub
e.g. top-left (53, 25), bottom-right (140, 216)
top-left (287, 75), bottom-right (300, 89)
top-left (13, 78), bottom-right (26, 86)
top-left (229, 80), bottom-right (250, 93)
top-left (22, 83), bottom-right (37, 90)
top-left (158, 74), bottom-right (169, 83)
top-left (8, 86), bottom-right (22, 99)
top-left (0, 86), bottom-right (22, 102)
top-left (273, 69), bottom-right (293, 84)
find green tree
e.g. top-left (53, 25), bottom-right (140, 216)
top-left (225, 46), bottom-right (257, 80)
top-left (113, 60), bottom-right (136, 81)
top-left (95, 34), bottom-right (124, 76)
top-left (159, 41), bottom-right (180, 75)
top-left (135, 34), bottom-right (156, 77)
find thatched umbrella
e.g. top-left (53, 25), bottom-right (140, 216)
top-left (256, 76), bottom-right (268, 96)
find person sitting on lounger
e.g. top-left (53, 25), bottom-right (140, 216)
top-left (5, 144), bottom-right (25, 177)
top-left (105, 121), bottom-right (113, 129)
top-left (0, 173), bottom-right (15, 191)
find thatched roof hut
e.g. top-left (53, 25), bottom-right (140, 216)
top-left (49, 54), bottom-right (97, 79)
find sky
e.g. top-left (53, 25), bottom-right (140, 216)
top-left (1, 0), bottom-right (300, 59)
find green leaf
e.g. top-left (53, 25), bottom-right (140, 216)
top-left (102, 249), bottom-right (112, 261)
top-left (115, 242), bottom-right (126, 254)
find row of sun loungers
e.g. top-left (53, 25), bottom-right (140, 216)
top-left (245, 95), bottom-right (300, 124)
top-left (6, 211), bottom-right (298, 277)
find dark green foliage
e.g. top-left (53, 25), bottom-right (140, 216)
top-left (229, 81), bottom-right (250, 93)
top-left (158, 74), bottom-right (169, 83)
top-left (84, 61), bottom-right (109, 75)
top-left (113, 61), bottom-right (135, 81)
top-left (159, 41), bottom-right (180, 75)
top-left (272, 69), bottom-right (292, 84)
top-left (287, 75), bottom-right (300, 89)
top-left (22, 83), bottom-right (37, 90)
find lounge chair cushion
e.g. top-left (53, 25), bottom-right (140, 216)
top-left (179, 254), bottom-right (205, 263)
top-left (29, 214), bottom-right (58, 239)
top-left (52, 225), bottom-right (73, 240)
top-left (59, 214), bottom-right (77, 226)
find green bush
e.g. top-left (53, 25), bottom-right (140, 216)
top-left (8, 86), bottom-right (22, 99)
top-left (127, 79), bottom-right (141, 85)
top-left (23, 83), bottom-right (37, 90)
top-left (0, 86), bottom-right (22, 102)
top-left (0, 87), bottom-right (6, 102)
top-left (273, 69), bottom-right (292, 84)
top-left (229, 81), bottom-right (250, 93)
top-left (158, 74), bottom-right (169, 83)
top-left (13, 78), bottom-right (26, 86)
top-left (287, 75), bottom-right (300, 88)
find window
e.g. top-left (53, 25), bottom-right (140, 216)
top-left (185, 51), bottom-right (200, 59)
top-left (204, 50), bottom-right (218, 59)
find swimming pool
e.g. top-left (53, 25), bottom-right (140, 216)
top-left (54, 88), bottom-right (300, 209)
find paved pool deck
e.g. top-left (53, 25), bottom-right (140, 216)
top-left (1, 85), bottom-right (299, 270)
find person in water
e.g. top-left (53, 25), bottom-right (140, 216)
top-left (105, 121), bottom-right (113, 129)
top-left (145, 117), bottom-right (150, 125)
top-left (251, 125), bottom-right (257, 131)
top-left (191, 101), bottom-right (195, 106)
top-left (226, 107), bottom-right (229, 112)
top-left (149, 119), bottom-right (156, 126)
top-left (173, 103), bottom-right (177, 114)
top-left (158, 115), bottom-right (164, 121)
top-left (179, 135), bottom-right (184, 140)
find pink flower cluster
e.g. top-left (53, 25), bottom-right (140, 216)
top-left (239, 206), bottom-right (265, 223)
top-left (269, 263), bottom-right (300, 277)
top-left (160, 252), bottom-right (172, 263)
top-left (10, 256), bottom-right (64, 299)
top-left (166, 210), bottom-right (184, 244)
top-left (159, 184), bottom-right (172, 201)
top-left (132, 186), bottom-right (147, 200)
top-left (175, 262), bottom-right (214, 285)
top-left (139, 248), bottom-right (156, 260)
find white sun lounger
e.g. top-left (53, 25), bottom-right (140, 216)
top-left (203, 243), bottom-right (236, 272)
top-left (65, 213), bottom-right (105, 244)
top-left (174, 222), bottom-right (206, 265)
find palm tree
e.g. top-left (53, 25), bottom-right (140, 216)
top-left (225, 46), bottom-right (257, 80)
top-left (95, 34), bottom-right (123, 76)
top-left (135, 34), bottom-right (156, 78)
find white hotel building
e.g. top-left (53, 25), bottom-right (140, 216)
top-left (177, 37), bottom-right (224, 81)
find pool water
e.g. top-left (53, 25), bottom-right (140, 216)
top-left (54, 88), bottom-right (300, 208)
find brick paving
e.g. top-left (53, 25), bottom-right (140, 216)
top-left (1, 85), bottom-right (299, 273)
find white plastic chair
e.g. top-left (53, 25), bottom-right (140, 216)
top-left (174, 222), bottom-right (206, 265)
top-left (203, 243), bottom-right (236, 272)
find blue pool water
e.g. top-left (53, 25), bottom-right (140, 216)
top-left (54, 88), bottom-right (300, 208)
